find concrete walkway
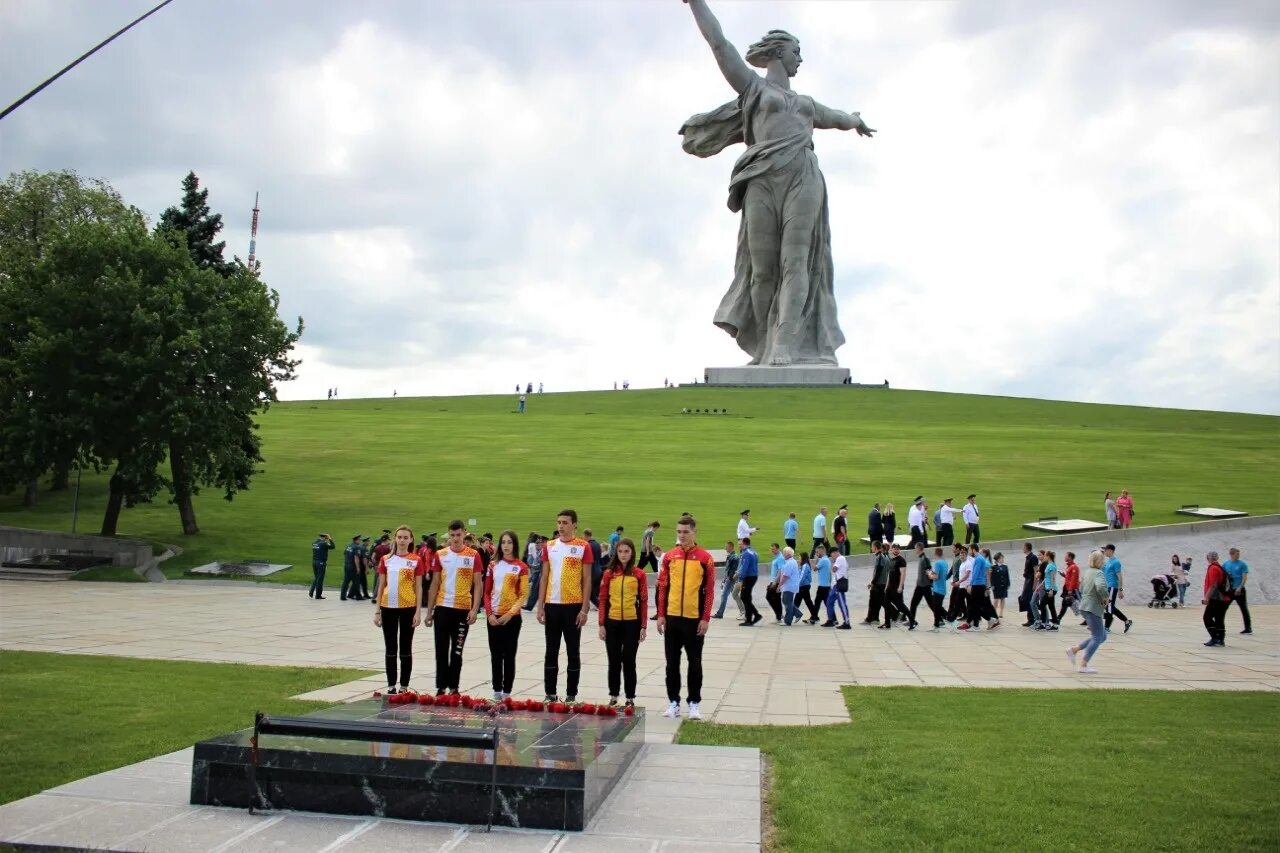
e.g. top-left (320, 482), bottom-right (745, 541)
top-left (1, 581), bottom-right (1275, 733)
top-left (0, 743), bottom-right (761, 852)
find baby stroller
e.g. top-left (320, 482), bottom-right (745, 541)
top-left (1148, 573), bottom-right (1179, 608)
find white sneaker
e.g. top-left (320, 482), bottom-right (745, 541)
top-left (662, 701), bottom-right (680, 719)
top-left (1078, 666), bottom-right (1098, 674)
top-left (687, 703), bottom-right (702, 720)
top-left (1065, 649), bottom-right (1077, 668)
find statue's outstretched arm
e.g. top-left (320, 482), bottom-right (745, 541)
top-left (812, 100), bottom-right (876, 137)
top-left (684, 0), bottom-right (755, 95)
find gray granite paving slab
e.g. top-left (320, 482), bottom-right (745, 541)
top-left (555, 837), bottom-right (658, 852)
top-left (330, 819), bottom-right (462, 850)
top-left (590, 813), bottom-right (758, 843)
top-left (121, 807), bottom-right (282, 853)
top-left (449, 828), bottom-right (562, 851)
top-left (0, 794), bottom-right (102, 839)
top-left (13, 801), bottom-right (194, 849)
top-left (47, 770), bottom-right (192, 805)
top-left (617, 779), bottom-right (761, 802)
top-left (232, 812), bottom-right (366, 852)
top-left (659, 842), bottom-right (762, 853)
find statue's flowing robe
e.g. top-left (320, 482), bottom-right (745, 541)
top-left (679, 75), bottom-right (844, 364)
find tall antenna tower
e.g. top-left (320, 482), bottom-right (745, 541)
top-left (247, 191), bottom-right (261, 271)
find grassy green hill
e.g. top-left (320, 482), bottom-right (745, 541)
top-left (3, 387), bottom-right (1276, 585)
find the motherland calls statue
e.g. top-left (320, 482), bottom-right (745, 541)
top-left (680, 0), bottom-right (875, 367)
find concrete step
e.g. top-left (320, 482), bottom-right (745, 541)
top-left (0, 567), bottom-right (78, 581)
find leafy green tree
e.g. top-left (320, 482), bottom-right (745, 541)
top-left (156, 171), bottom-right (231, 275)
top-left (156, 172), bottom-right (302, 534)
top-left (0, 170), bottom-right (143, 506)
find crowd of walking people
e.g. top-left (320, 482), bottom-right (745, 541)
top-left (306, 501), bottom-right (1255, 710)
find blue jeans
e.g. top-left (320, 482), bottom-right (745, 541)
top-left (523, 568), bottom-right (541, 610)
top-left (782, 591), bottom-right (802, 625)
top-left (1080, 611), bottom-right (1107, 663)
top-left (309, 562), bottom-right (326, 596)
top-left (825, 587), bottom-right (849, 622)
top-left (715, 574), bottom-right (737, 618)
top-left (1177, 583), bottom-right (1188, 605)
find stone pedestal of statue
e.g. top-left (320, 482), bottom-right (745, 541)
top-left (703, 365), bottom-right (851, 386)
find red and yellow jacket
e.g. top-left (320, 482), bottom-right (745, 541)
top-left (598, 566), bottom-right (648, 625)
top-left (657, 546), bottom-right (716, 621)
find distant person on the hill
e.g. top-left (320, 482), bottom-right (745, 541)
top-left (737, 537), bottom-right (762, 626)
top-left (1101, 544), bottom-right (1133, 633)
top-left (309, 533), bottom-right (335, 599)
top-left (766, 543), bottom-right (785, 623)
top-left (536, 509), bottom-right (594, 703)
top-left (657, 514), bottom-right (715, 720)
top-left (812, 506), bottom-right (829, 553)
top-left (963, 494), bottom-right (980, 544)
top-left (1104, 491), bottom-right (1118, 529)
top-left (1201, 550), bottom-right (1233, 647)
top-left (609, 526), bottom-right (624, 556)
top-left (526, 382), bottom-right (533, 394)
top-left (867, 502), bottom-right (883, 550)
top-left (1066, 550), bottom-right (1111, 673)
top-left (341, 535), bottom-right (363, 601)
top-left (833, 505), bottom-right (849, 555)
top-left (518, 392), bottom-right (526, 414)
top-left (639, 521), bottom-right (661, 575)
top-left (538, 382), bottom-right (544, 393)
top-left (882, 502), bottom-right (897, 545)
top-left (1222, 547), bottom-right (1251, 634)
top-left (484, 530), bottom-right (530, 701)
top-left (598, 538), bottom-right (647, 709)
top-left (737, 509), bottom-right (757, 540)
top-left (865, 540), bottom-right (888, 623)
top-left (783, 512), bottom-right (799, 550)
top-left (426, 521), bottom-right (482, 695)
top-left (372, 525), bottom-right (426, 696)
top-left (714, 540), bottom-right (740, 619)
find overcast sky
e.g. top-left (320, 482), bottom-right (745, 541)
top-left (2, 0), bottom-right (1277, 414)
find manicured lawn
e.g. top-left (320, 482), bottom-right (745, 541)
top-left (0, 652), bottom-right (371, 806)
top-left (679, 685), bottom-right (1280, 852)
top-left (2, 388), bottom-right (1275, 587)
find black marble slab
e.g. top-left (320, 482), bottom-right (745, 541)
top-left (190, 699), bottom-right (645, 830)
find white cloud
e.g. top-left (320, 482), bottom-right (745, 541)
top-left (0, 0), bottom-right (1276, 412)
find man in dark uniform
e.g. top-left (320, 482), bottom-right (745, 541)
top-left (340, 534), bottom-right (363, 600)
top-left (357, 535), bottom-right (372, 599)
top-left (309, 533), bottom-right (334, 599)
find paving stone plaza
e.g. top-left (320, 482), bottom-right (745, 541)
top-left (0, 518), bottom-right (1275, 851)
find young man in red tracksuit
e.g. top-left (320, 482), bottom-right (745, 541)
top-left (657, 514), bottom-right (716, 721)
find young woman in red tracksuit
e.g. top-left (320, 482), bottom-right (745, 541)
top-left (597, 538), bottom-right (648, 709)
